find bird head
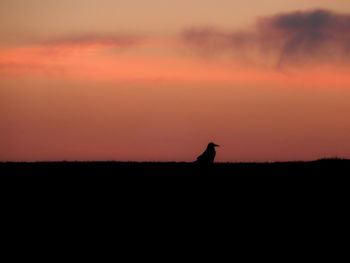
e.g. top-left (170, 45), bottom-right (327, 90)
top-left (208, 142), bottom-right (220, 148)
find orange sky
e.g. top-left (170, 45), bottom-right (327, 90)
top-left (1, 0), bottom-right (350, 161)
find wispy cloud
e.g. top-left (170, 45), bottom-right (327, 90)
top-left (1, 24), bottom-right (349, 85)
top-left (32, 33), bottom-right (144, 58)
top-left (0, 33), bottom-right (144, 77)
top-left (42, 34), bottom-right (141, 47)
top-left (182, 9), bottom-right (350, 68)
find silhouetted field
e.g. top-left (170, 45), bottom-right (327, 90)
top-left (2, 158), bottom-right (348, 231)
top-left (2, 158), bottom-right (349, 175)
top-left (2, 158), bottom-right (348, 205)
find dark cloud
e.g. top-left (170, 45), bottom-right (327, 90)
top-left (182, 9), bottom-right (350, 67)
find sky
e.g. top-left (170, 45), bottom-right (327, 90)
top-left (1, 0), bottom-right (350, 162)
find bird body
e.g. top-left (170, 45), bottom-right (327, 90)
top-left (196, 142), bottom-right (219, 164)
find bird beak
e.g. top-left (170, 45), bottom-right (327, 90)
top-left (214, 144), bottom-right (220, 147)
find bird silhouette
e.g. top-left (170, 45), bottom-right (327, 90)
top-left (195, 142), bottom-right (220, 164)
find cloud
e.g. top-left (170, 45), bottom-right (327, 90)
top-left (43, 34), bottom-right (141, 47)
top-left (0, 33), bottom-right (145, 80)
top-left (182, 9), bottom-right (350, 68)
top-left (30, 33), bottom-right (144, 58)
top-left (0, 60), bottom-right (66, 78)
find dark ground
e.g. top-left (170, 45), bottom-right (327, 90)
top-left (2, 158), bottom-right (349, 202)
top-left (2, 159), bottom-right (348, 219)
top-left (1, 158), bottom-right (349, 193)
top-left (1, 158), bottom-right (349, 175)
top-left (1, 158), bottom-right (348, 250)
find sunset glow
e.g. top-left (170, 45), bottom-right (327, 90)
top-left (1, 0), bottom-right (350, 162)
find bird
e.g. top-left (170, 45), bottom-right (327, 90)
top-left (195, 142), bottom-right (220, 164)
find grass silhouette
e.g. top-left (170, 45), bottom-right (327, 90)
top-left (1, 158), bottom-right (349, 176)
